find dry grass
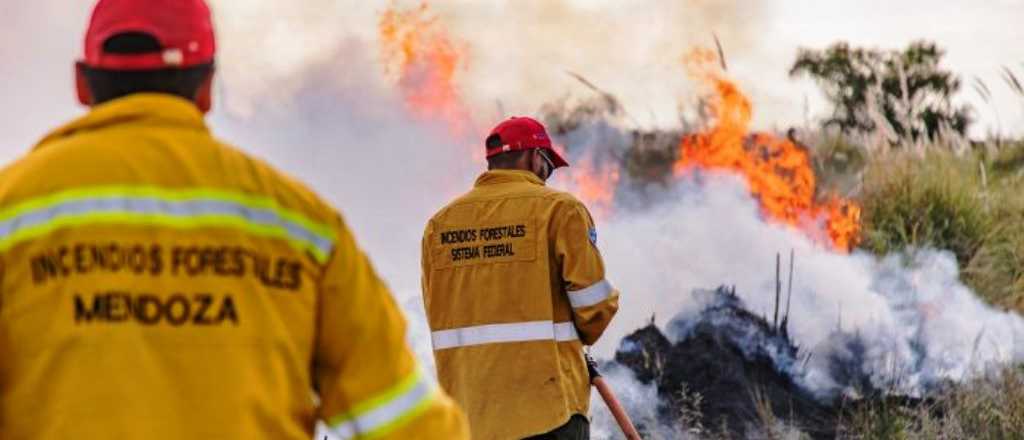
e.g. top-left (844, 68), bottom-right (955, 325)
top-left (858, 151), bottom-right (991, 271)
top-left (808, 137), bottom-right (1024, 307)
top-left (673, 367), bottom-right (1024, 439)
top-left (837, 367), bottom-right (1024, 439)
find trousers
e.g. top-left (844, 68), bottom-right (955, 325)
top-left (523, 414), bottom-right (589, 440)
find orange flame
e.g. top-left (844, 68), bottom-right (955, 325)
top-left (564, 151), bottom-right (620, 221)
top-left (674, 48), bottom-right (861, 251)
top-left (379, 2), bottom-right (473, 137)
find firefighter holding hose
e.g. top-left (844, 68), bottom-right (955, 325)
top-left (0, 1), bottom-right (469, 438)
top-left (421, 117), bottom-right (622, 439)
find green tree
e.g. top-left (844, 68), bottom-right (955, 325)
top-left (790, 41), bottom-right (972, 142)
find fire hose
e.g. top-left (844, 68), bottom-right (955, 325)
top-left (586, 353), bottom-right (642, 440)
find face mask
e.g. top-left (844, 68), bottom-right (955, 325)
top-left (534, 149), bottom-right (555, 181)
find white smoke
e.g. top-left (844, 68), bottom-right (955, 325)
top-left (594, 172), bottom-right (1024, 396)
top-left (540, 113), bottom-right (1024, 432)
top-left (589, 363), bottom-right (685, 440)
top-left (580, 171), bottom-right (1024, 438)
top-left (205, 44), bottom-right (481, 372)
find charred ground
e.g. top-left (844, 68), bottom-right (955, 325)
top-left (610, 287), bottom-right (935, 439)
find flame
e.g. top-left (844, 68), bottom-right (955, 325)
top-left (565, 151), bottom-right (620, 221)
top-left (673, 48), bottom-right (861, 251)
top-left (824, 197), bottom-right (862, 252)
top-left (379, 2), bottom-right (473, 137)
top-left (375, 15), bottom-right (860, 249)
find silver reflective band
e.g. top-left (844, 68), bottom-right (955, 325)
top-left (0, 195), bottom-right (334, 260)
top-left (553, 321), bottom-right (579, 341)
top-left (567, 279), bottom-right (614, 309)
top-left (432, 320), bottom-right (579, 350)
top-left (328, 373), bottom-right (435, 439)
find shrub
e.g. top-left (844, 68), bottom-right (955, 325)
top-left (858, 151), bottom-right (991, 271)
top-left (848, 143), bottom-right (1024, 306)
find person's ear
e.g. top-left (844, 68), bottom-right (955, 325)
top-left (522, 149), bottom-right (535, 171)
top-left (195, 68), bottom-right (215, 114)
top-left (75, 62), bottom-right (93, 107)
top-left (526, 150), bottom-right (542, 179)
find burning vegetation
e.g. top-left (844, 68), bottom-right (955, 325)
top-left (673, 49), bottom-right (861, 252)
top-left (379, 2), bottom-right (474, 138)
top-left (543, 49), bottom-right (863, 252)
top-left (603, 283), bottom-right (1024, 440)
top-left (608, 286), bottom-right (934, 439)
top-left (613, 287), bottom-right (834, 438)
top-left (379, 4), bottom-right (862, 253)
top-left (375, 4), bottom-right (1024, 438)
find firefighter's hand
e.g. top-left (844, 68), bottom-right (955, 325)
top-left (585, 353), bottom-right (601, 382)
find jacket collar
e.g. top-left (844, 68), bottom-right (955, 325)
top-left (474, 169), bottom-right (546, 188)
top-left (35, 93), bottom-right (208, 150)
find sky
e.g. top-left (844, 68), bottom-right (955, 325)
top-left (2, 0), bottom-right (1023, 161)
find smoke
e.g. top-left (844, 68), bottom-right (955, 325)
top-left (206, 42), bottom-right (481, 371)
top-left (534, 104), bottom-right (1024, 430)
top-left (581, 171), bottom-right (1024, 435)
top-left (429, 0), bottom-right (769, 128)
top-left (589, 363), bottom-right (685, 440)
top-left (593, 170), bottom-right (1024, 388)
top-left (3, 1), bottom-right (1024, 155)
top-left (0, 3), bottom-right (90, 164)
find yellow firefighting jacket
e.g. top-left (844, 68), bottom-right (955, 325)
top-left (421, 169), bottom-right (620, 439)
top-left (0, 94), bottom-right (468, 440)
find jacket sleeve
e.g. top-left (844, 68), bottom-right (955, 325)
top-left (553, 199), bottom-right (620, 346)
top-left (314, 215), bottom-right (469, 440)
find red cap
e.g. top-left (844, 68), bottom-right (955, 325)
top-left (83, 0), bottom-right (216, 70)
top-left (485, 117), bottom-right (569, 168)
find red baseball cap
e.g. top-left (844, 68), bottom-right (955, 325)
top-left (485, 117), bottom-right (569, 168)
top-left (83, 0), bottom-right (216, 70)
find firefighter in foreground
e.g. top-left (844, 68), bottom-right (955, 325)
top-left (0, 1), bottom-right (468, 438)
top-left (421, 117), bottom-right (621, 439)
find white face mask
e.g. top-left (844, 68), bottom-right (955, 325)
top-left (534, 149), bottom-right (555, 181)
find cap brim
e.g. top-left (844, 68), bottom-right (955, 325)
top-left (545, 147), bottom-right (570, 168)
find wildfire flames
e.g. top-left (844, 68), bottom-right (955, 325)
top-left (563, 152), bottom-right (620, 220)
top-left (377, 8), bottom-right (860, 251)
top-left (673, 48), bottom-right (861, 251)
top-left (379, 2), bottom-right (474, 138)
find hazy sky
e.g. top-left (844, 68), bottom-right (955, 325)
top-left (2, 0), bottom-right (1022, 159)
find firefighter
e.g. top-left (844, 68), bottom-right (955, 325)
top-left (421, 116), bottom-right (620, 439)
top-left (0, 1), bottom-right (468, 439)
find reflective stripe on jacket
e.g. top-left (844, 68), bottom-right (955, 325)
top-left (421, 169), bottom-right (620, 439)
top-left (0, 94), bottom-right (468, 440)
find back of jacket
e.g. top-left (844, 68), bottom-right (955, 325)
top-left (0, 94), bottom-right (467, 440)
top-left (422, 170), bottom-right (620, 439)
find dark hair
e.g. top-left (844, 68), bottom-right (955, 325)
top-left (485, 134), bottom-right (531, 169)
top-left (81, 32), bottom-right (213, 105)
